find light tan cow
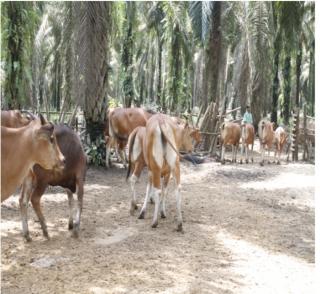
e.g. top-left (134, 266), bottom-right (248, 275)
top-left (1, 114), bottom-right (65, 201)
top-left (240, 123), bottom-right (255, 164)
top-left (130, 114), bottom-right (198, 231)
top-left (274, 126), bottom-right (287, 164)
top-left (127, 121), bottom-right (201, 216)
top-left (259, 120), bottom-right (275, 166)
top-left (220, 122), bottom-right (241, 164)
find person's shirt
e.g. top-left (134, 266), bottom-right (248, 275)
top-left (242, 111), bottom-right (253, 124)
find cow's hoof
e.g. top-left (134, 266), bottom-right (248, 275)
top-left (260, 162), bottom-right (264, 167)
top-left (240, 160), bottom-right (243, 164)
top-left (221, 161), bottom-right (225, 165)
top-left (68, 222), bottom-right (73, 230)
top-left (43, 231), bottom-right (50, 240)
top-left (138, 211), bottom-right (145, 219)
top-left (72, 230), bottom-right (79, 239)
top-left (24, 234), bottom-right (32, 242)
top-left (149, 197), bottom-right (154, 204)
top-left (151, 221), bottom-right (158, 228)
top-left (177, 223), bottom-right (183, 232)
top-left (160, 211), bottom-right (166, 219)
top-left (251, 158), bottom-right (254, 163)
top-left (246, 159), bottom-right (249, 164)
top-left (277, 161), bottom-right (280, 165)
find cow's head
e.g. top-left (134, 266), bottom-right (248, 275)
top-left (32, 114), bottom-right (65, 171)
top-left (180, 123), bottom-right (201, 153)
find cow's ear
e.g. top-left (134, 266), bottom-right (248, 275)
top-left (39, 113), bottom-right (47, 126)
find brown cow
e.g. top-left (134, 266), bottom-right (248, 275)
top-left (131, 114), bottom-right (198, 231)
top-left (240, 123), bottom-right (255, 164)
top-left (259, 120), bottom-right (275, 166)
top-left (220, 122), bottom-right (241, 164)
top-left (20, 124), bottom-right (86, 241)
top-left (105, 107), bottom-right (156, 168)
top-left (1, 115), bottom-right (65, 201)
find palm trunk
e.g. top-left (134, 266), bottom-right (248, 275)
top-left (282, 52), bottom-right (291, 125)
top-left (295, 39), bottom-right (302, 108)
top-left (271, 50), bottom-right (280, 125)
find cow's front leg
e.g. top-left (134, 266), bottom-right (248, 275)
top-left (19, 176), bottom-right (34, 242)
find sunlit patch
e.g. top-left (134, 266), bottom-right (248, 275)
top-left (1, 220), bottom-right (21, 235)
top-left (216, 230), bottom-right (315, 294)
top-left (85, 184), bottom-right (112, 190)
top-left (94, 227), bottom-right (137, 246)
top-left (240, 173), bottom-right (315, 190)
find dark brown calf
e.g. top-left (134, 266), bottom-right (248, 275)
top-left (21, 124), bottom-right (86, 241)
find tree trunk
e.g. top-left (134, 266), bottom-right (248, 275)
top-left (282, 52), bottom-right (291, 125)
top-left (295, 39), bottom-right (302, 108)
top-left (156, 38), bottom-right (163, 106)
top-left (200, 1), bottom-right (222, 150)
top-left (77, 2), bottom-right (111, 144)
top-left (122, 1), bottom-right (136, 107)
top-left (271, 50), bottom-right (280, 125)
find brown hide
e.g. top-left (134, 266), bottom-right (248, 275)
top-left (1, 116), bottom-right (65, 201)
top-left (260, 121), bottom-right (275, 149)
top-left (108, 107), bottom-right (154, 142)
top-left (221, 122), bottom-right (241, 146)
top-left (1, 110), bottom-right (32, 128)
top-left (32, 124), bottom-right (86, 193)
top-left (242, 123), bottom-right (255, 145)
top-left (274, 126), bottom-right (286, 153)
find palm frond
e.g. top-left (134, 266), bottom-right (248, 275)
top-left (188, 1), bottom-right (212, 44)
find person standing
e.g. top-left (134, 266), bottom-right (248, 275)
top-left (242, 105), bottom-right (253, 125)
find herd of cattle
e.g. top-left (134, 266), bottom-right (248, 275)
top-left (1, 108), bottom-right (287, 240)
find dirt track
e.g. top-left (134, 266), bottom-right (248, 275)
top-left (1, 157), bottom-right (315, 294)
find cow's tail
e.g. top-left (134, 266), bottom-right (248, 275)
top-left (159, 122), bottom-right (181, 158)
top-left (126, 128), bottom-right (139, 180)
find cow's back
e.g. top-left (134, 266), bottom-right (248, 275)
top-left (109, 108), bottom-right (152, 140)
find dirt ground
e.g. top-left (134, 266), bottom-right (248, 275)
top-left (1, 150), bottom-right (315, 294)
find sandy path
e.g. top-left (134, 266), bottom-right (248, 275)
top-left (1, 159), bottom-right (315, 294)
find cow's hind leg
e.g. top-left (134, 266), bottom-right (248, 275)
top-left (67, 189), bottom-right (74, 230)
top-left (221, 145), bottom-right (226, 164)
top-left (30, 184), bottom-right (48, 239)
top-left (160, 172), bottom-right (170, 219)
top-left (138, 173), bottom-right (152, 219)
top-left (150, 168), bottom-right (161, 228)
top-left (72, 178), bottom-right (84, 238)
top-left (173, 163), bottom-right (183, 232)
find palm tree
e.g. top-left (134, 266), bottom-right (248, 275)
top-left (122, 1), bottom-right (136, 107)
top-left (76, 2), bottom-right (111, 142)
top-left (1, 2), bottom-right (40, 109)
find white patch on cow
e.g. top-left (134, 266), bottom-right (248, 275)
top-left (132, 136), bottom-right (142, 162)
top-left (152, 125), bottom-right (164, 168)
top-left (162, 125), bottom-right (177, 169)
